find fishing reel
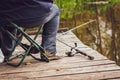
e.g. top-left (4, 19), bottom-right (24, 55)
top-left (65, 43), bottom-right (77, 57)
top-left (65, 43), bottom-right (94, 60)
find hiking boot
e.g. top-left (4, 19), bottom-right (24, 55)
top-left (41, 55), bottom-right (61, 61)
top-left (41, 51), bottom-right (61, 61)
top-left (48, 55), bottom-right (61, 60)
top-left (21, 43), bottom-right (62, 60)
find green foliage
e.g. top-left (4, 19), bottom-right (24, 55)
top-left (109, 0), bottom-right (120, 3)
top-left (54, 0), bottom-right (84, 19)
top-left (54, 0), bottom-right (120, 19)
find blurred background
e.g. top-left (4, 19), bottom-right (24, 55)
top-left (54, 0), bottom-right (120, 65)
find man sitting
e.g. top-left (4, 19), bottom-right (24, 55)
top-left (0, 0), bottom-right (61, 62)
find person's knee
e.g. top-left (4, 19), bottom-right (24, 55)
top-left (52, 4), bottom-right (60, 16)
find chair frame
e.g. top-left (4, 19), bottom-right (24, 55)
top-left (1, 22), bottom-right (50, 67)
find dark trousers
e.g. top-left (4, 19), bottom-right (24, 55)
top-left (0, 26), bottom-right (23, 57)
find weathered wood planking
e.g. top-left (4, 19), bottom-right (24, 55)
top-left (1, 63), bottom-right (120, 80)
top-left (0, 32), bottom-right (120, 80)
top-left (0, 59), bottom-right (115, 74)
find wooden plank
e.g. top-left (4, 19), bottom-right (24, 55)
top-left (0, 64), bottom-right (120, 79)
top-left (0, 59), bottom-right (114, 74)
top-left (1, 70), bottom-right (120, 80)
top-left (0, 55), bottom-right (109, 70)
top-left (109, 79), bottom-right (120, 80)
top-left (29, 70), bottom-right (120, 80)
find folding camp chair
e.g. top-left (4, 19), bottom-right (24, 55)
top-left (0, 22), bottom-right (50, 67)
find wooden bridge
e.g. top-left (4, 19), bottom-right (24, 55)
top-left (0, 32), bottom-right (120, 80)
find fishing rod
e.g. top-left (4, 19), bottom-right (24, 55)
top-left (57, 19), bottom-right (96, 37)
top-left (44, 20), bottom-right (96, 50)
top-left (57, 20), bottom-right (96, 60)
top-left (57, 39), bottom-right (94, 60)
